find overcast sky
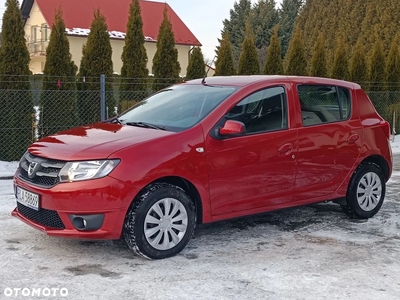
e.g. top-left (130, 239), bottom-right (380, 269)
top-left (161, 0), bottom-right (283, 60)
top-left (0, 0), bottom-right (283, 60)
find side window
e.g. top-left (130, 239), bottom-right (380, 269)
top-left (297, 85), bottom-right (351, 126)
top-left (226, 86), bottom-right (288, 134)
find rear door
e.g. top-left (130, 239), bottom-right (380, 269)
top-left (294, 84), bottom-right (362, 201)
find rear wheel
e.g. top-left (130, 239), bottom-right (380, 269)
top-left (123, 183), bottom-right (196, 259)
top-left (341, 162), bottom-right (386, 219)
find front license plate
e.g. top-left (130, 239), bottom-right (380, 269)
top-left (16, 186), bottom-right (40, 211)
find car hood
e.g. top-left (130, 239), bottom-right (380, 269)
top-left (28, 123), bottom-right (175, 161)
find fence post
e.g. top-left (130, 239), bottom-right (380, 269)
top-left (100, 74), bottom-right (106, 121)
top-left (393, 110), bottom-right (396, 142)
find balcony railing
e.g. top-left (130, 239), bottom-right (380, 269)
top-left (27, 40), bottom-right (49, 55)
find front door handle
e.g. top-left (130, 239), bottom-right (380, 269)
top-left (278, 143), bottom-right (293, 156)
top-left (347, 133), bottom-right (359, 144)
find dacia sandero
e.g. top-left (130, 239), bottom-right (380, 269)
top-left (13, 76), bottom-right (393, 259)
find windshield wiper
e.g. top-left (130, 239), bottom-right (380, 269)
top-left (125, 121), bottom-right (167, 131)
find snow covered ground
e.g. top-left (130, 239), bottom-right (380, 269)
top-left (1, 161), bottom-right (400, 299)
top-left (391, 134), bottom-right (400, 154)
top-left (0, 140), bottom-right (399, 299)
top-left (0, 161), bottom-right (18, 178)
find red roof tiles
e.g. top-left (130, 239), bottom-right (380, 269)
top-left (34, 0), bottom-right (201, 46)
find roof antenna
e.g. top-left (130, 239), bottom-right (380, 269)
top-left (202, 55), bottom-right (217, 85)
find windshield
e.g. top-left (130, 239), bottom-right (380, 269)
top-left (118, 84), bottom-right (238, 132)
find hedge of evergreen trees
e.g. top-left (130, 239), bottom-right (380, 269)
top-left (39, 9), bottom-right (77, 137)
top-left (77, 9), bottom-right (114, 124)
top-left (186, 47), bottom-right (205, 80)
top-left (0, 0), bottom-right (191, 161)
top-left (1, 0), bottom-right (400, 161)
top-left (119, 0), bottom-right (148, 112)
top-left (215, 0), bottom-right (400, 133)
top-left (0, 0), bottom-right (33, 161)
top-left (152, 6), bottom-right (181, 91)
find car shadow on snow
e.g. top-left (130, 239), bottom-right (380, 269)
top-left (194, 202), bottom-right (348, 239)
top-left (34, 202), bottom-right (344, 254)
top-left (201, 202), bottom-right (344, 231)
top-left (22, 197), bottom-right (398, 261)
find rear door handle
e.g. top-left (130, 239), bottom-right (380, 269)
top-left (278, 143), bottom-right (293, 156)
top-left (347, 133), bottom-right (359, 144)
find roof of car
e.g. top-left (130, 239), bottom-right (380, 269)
top-left (186, 76), bottom-right (359, 88)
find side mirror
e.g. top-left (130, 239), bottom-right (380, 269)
top-left (219, 120), bottom-right (246, 137)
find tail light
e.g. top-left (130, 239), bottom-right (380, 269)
top-left (380, 120), bottom-right (391, 139)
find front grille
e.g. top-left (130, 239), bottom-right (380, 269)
top-left (20, 168), bottom-right (60, 186)
top-left (17, 202), bottom-right (65, 229)
top-left (18, 152), bottom-right (65, 188)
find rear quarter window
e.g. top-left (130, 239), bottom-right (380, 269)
top-left (297, 85), bottom-right (351, 126)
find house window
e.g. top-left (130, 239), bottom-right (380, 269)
top-left (41, 24), bottom-right (49, 41)
top-left (31, 26), bottom-right (38, 43)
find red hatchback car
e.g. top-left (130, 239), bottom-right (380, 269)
top-left (13, 76), bottom-right (392, 259)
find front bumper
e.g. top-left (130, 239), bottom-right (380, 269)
top-left (12, 174), bottom-right (138, 239)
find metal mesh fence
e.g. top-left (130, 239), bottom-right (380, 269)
top-left (0, 75), bottom-right (399, 162)
top-left (367, 91), bottom-right (400, 133)
top-left (0, 75), bottom-right (174, 161)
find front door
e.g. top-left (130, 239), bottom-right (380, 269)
top-left (206, 86), bottom-right (297, 217)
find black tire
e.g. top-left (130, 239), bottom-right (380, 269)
top-left (341, 162), bottom-right (386, 219)
top-left (123, 183), bottom-right (196, 259)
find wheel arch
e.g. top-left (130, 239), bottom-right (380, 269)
top-left (141, 176), bottom-right (204, 224)
top-left (358, 155), bottom-right (390, 182)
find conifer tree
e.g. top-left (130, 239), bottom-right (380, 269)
top-left (120, 0), bottom-right (148, 105)
top-left (310, 33), bottom-right (327, 77)
top-left (368, 39), bottom-right (386, 91)
top-left (250, 0), bottom-right (279, 50)
top-left (39, 8), bottom-right (77, 137)
top-left (375, 0), bottom-right (397, 56)
top-left (238, 24), bottom-right (260, 75)
top-left (331, 37), bottom-right (349, 80)
top-left (349, 39), bottom-right (368, 86)
top-left (0, 0), bottom-right (33, 161)
top-left (264, 26), bottom-right (284, 75)
top-left (384, 33), bottom-right (400, 134)
top-left (77, 9), bottom-right (114, 124)
top-left (278, 0), bottom-right (303, 57)
top-left (295, 0), bottom-right (400, 66)
top-left (215, 32), bottom-right (236, 76)
top-left (186, 47), bottom-right (205, 80)
top-left (284, 26), bottom-right (307, 76)
top-left (152, 6), bottom-right (181, 91)
top-left (385, 35), bottom-right (400, 91)
top-left (219, 0), bottom-right (252, 67)
top-left (343, 0), bottom-right (366, 47)
top-left (295, 0), bottom-right (327, 62)
top-left (360, 3), bottom-right (379, 58)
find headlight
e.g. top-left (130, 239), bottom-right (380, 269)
top-left (59, 159), bottom-right (120, 182)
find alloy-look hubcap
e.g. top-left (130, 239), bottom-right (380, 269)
top-left (144, 198), bottom-right (188, 250)
top-left (357, 172), bottom-right (382, 212)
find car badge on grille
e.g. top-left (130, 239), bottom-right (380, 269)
top-left (28, 161), bottom-right (39, 178)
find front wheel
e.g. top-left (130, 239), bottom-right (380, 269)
top-left (341, 162), bottom-right (386, 219)
top-left (123, 183), bottom-right (196, 259)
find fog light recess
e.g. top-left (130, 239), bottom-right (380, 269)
top-left (68, 214), bottom-right (104, 231)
